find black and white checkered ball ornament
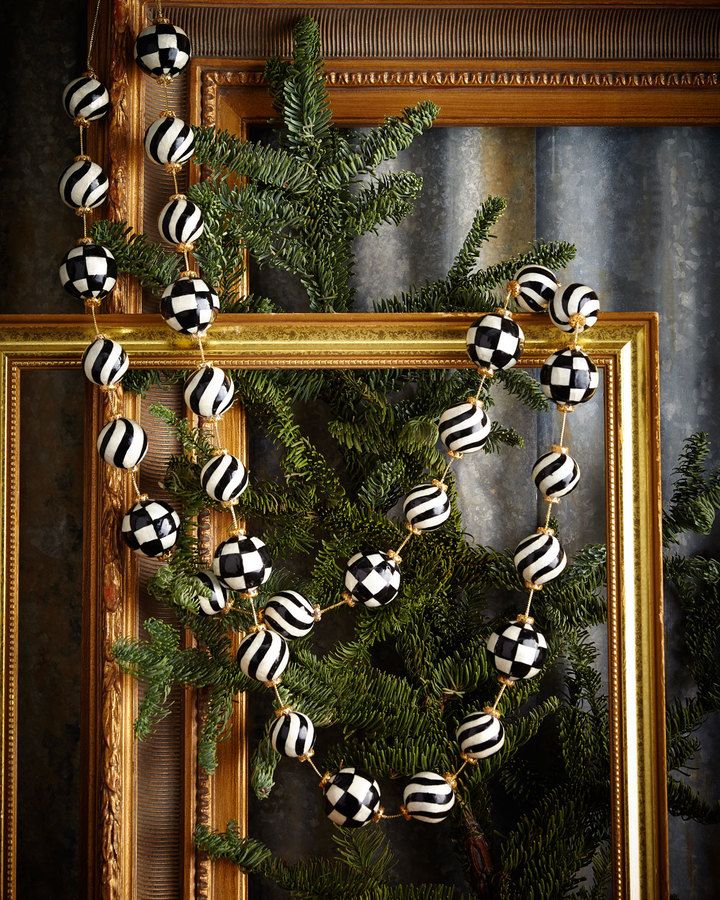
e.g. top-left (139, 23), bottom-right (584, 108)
top-left (532, 448), bottom-right (580, 499)
top-left (212, 533), bottom-right (271, 592)
top-left (195, 570), bottom-right (227, 616)
top-left (324, 768), bottom-right (381, 828)
top-left (97, 417), bottom-right (148, 470)
top-left (134, 23), bottom-right (191, 79)
top-left (270, 711), bottom-right (316, 758)
top-left (487, 618), bottom-right (548, 681)
top-left (58, 159), bottom-right (108, 210)
top-left (200, 451), bottom-right (248, 503)
top-left (59, 243), bottom-right (117, 301)
top-left (402, 772), bottom-right (455, 824)
top-left (263, 591), bottom-right (315, 639)
top-left (456, 711), bottom-right (505, 760)
top-left (438, 401), bottom-right (490, 455)
top-left (184, 365), bottom-right (234, 418)
top-left (63, 74), bottom-right (110, 122)
top-left (161, 276), bottom-right (219, 335)
top-left (122, 498), bottom-right (180, 557)
top-left (145, 115), bottom-right (195, 166)
top-left (466, 312), bottom-right (524, 372)
top-left (540, 347), bottom-right (599, 407)
top-left (514, 529), bottom-right (567, 587)
top-left (158, 196), bottom-right (204, 246)
top-left (549, 283), bottom-right (599, 333)
top-left (403, 483), bottom-right (451, 532)
top-left (513, 264), bottom-right (559, 313)
top-left (82, 336), bottom-right (128, 387)
top-left (237, 627), bottom-right (289, 683)
top-left (344, 551), bottom-right (401, 608)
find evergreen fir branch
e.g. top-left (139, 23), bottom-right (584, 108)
top-left (447, 196), bottom-right (508, 284)
top-left (264, 56), bottom-right (291, 112)
top-left (495, 368), bottom-right (550, 412)
top-left (195, 821), bottom-right (275, 871)
top-left (663, 432), bottom-right (720, 545)
top-left (121, 368), bottom-right (188, 396)
top-left (347, 172), bottom-right (424, 235)
top-left (668, 777), bottom-right (720, 824)
top-left (91, 220), bottom-right (181, 295)
top-left (482, 421), bottom-right (525, 454)
top-left (356, 101), bottom-right (440, 171)
top-left (198, 685), bottom-right (235, 772)
top-left (279, 16), bottom-right (333, 153)
top-left (466, 241), bottom-right (577, 295)
top-left (251, 724), bottom-right (280, 799)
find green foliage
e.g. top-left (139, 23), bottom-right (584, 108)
top-left (104, 15), bottom-right (720, 899)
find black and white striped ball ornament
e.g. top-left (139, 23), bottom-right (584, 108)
top-left (532, 447), bottom-right (580, 500)
top-left (402, 772), bottom-right (455, 824)
top-left (237, 627), bottom-right (289, 684)
top-left (549, 283), bottom-right (599, 333)
top-left (58, 158), bottom-right (108, 210)
top-left (324, 768), bottom-right (381, 828)
top-left (145, 115), bottom-right (195, 166)
top-left (160, 276), bottom-right (219, 335)
top-left (96, 417), bottom-right (148, 470)
top-left (513, 264), bottom-right (559, 313)
top-left (212, 533), bottom-right (271, 592)
top-left (344, 551), bottom-right (400, 608)
top-left (456, 711), bottom-right (505, 760)
top-left (540, 348), bottom-right (599, 407)
top-left (403, 482), bottom-right (451, 532)
top-left (514, 528), bottom-right (567, 587)
top-left (195, 570), bottom-right (227, 616)
top-left (466, 311), bottom-right (525, 372)
top-left (200, 451), bottom-right (248, 503)
top-left (134, 23), bottom-right (191, 80)
top-left (487, 618), bottom-right (548, 681)
top-left (59, 243), bottom-right (117, 302)
top-left (63, 74), bottom-right (110, 122)
top-left (262, 591), bottom-right (315, 639)
top-left (184, 365), bottom-right (234, 419)
top-left (122, 498), bottom-right (180, 558)
top-left (158, 196), bottom-right (204, 246)
top-left (82, 337), bottom-right (128, 387)
top-left (270, 711), bottom-right (316, 758)
top-left (438, 400), bottom-right (490, 455)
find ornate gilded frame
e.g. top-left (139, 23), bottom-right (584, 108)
top-left (0, 312), bottom-right (664, 898)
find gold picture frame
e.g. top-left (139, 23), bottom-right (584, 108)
top-left (0, 311), bottom-right (664, 898)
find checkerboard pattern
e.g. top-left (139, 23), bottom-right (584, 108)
top-left (540, 348), bottom-right (599, 406)
top-left (122, 498), bottom-right (180, 558)
top-left (324, 768), bottom-right (381, 828)
top-left (134, 23), bottom-right (191, 79)
top-left (466, 312), bottom-right (524, 371)
top-left (212, 533), bottom-right (272, 591)
top-left (486, 619), bottom-right (548, 681)
top-left (344, 551), bottom-right (401, 608)
top-left (161, 276), bottom-right (219, 335)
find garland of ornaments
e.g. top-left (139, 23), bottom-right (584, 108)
top-left (61, 5), bottom-right (601, 831)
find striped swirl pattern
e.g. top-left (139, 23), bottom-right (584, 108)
top-left (514, 530), bottom-right (567, 587)
top-left (58, 159), bottom-right (108, 210)
top-left (270, 711), bottom-right (316, 758)
top-left (200, 451), bottom-right (248, 503)
top-left (82, 336), bottom-right (128, 387)
top-left (62, 75), bottom-right (110, 122)
top-left (161, 276), bottom-right (219, 335)
top-left (549, 283), bottom-right (600, 332)
top-left (212, 533), bottom-right (272, 592)
top-left (514, 264), bottom-right (558, 313)
top-left (184, 365), bottom-right (235, 418)
top-left (158, 196), bottom-right (204, 246)
top-left (134, 23), bottom-right (191, 79)
top-left (403, 483), bottom-right (451, 532)
top-left (402, 772), bottom-right (455, 823)
top-left (96, 417), bottom-right (148, 470)
top-left (456, 711), bottom-right (505, 759)
top-left (237, 628), bottom-right (289, 683)
top-left (196, 570), bottom-right (228, 616)
top-left (263, 591), bottom-right (315, 639)
top-left (532, 449), bottom-right (580, 499)
top-left (59, 243), bottom-right (117, 301)
top-left (466, 312), bottom-right (524, 371)
top-left (145, 115), bottom-right (195, 166)
top-left (438, 401), bottom-right (490, 454)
